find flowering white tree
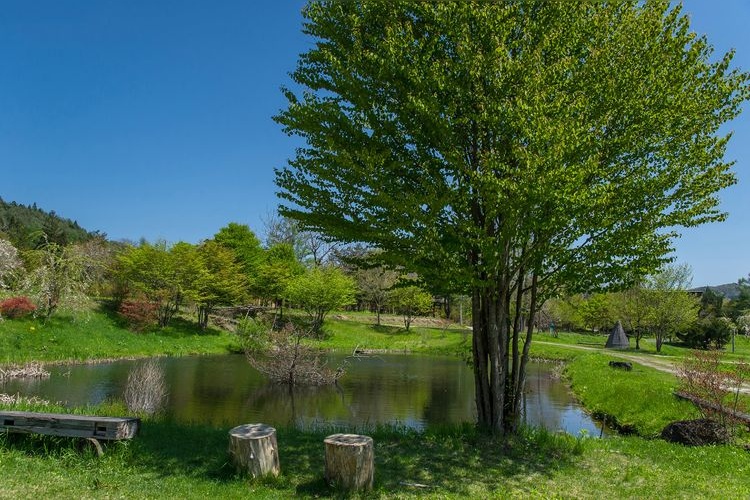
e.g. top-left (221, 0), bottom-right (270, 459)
top-left (0, 238), bottom-right (23, 290)
top-left (22, 239), bottom-right (92, 320)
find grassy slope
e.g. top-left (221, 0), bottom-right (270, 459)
top-left (0, 310), bottom-right (240, 364)
top-left (316, 316), bottom-right (471, 355)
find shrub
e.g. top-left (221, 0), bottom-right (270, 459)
top-left (118, 299), bottom-right (158, 332)
top-left (0, 296), bottom-right (37, 319)
top-left (676, 317), bottom-right (732, 349)
top-left (124, 360), bottom-right (168, 415)
top-left (676, 349), bottom-right (750, 438)
top-left (246, 323), bottom-right (343, 386)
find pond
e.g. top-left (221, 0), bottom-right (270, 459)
top-left (2, 354), bottom-right (604, 435)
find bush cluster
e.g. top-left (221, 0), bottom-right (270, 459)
top-left (676, 317), bottom-right (732, 349)
top-left (118, 299), bottom-right (158, 332)
top-left (0, 296), bottom-right (36, 319)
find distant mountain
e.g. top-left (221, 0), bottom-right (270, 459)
top-left (0, 197), bottom-right (96, 249)
top-left (688, 283), bottom-right (741, 300)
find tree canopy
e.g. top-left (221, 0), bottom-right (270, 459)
top-left (275, 0), bottom-right (749, 434)
top-left (285, 265), bottom-right (357, 333)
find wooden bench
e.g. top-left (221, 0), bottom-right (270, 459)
top-left (0, 410), bottom-right (139, 454)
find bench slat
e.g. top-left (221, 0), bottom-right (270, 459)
top-left (0, 411), bottom-right (139, 440)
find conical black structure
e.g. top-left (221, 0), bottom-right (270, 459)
top-left (605, 320), bottom-right (630, 349)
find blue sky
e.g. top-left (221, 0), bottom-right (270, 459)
top-left (1, 1), bottom-right (748, 287)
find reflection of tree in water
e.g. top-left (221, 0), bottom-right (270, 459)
top-left (521, 363), bottom-right (562, 431)
top-left (341, 355), bottom-right (473, 428)
top-left (243, 382), bottom-right (345, 428)
top-left (8, 355), bottom-right (602, 434)
top-left (163, 355), bottom-right (263, 426)
top-left (421, 358), bottom-right (474, 426)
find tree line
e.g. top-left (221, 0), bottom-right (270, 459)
top-left (0, 219), bottom-right (441, 333)
top-left (543, 264), bottom-right (750, 351)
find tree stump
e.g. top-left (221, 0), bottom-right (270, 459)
top-left (324, 433), bottom-right (374, 492)
top-left (228, 424), bottom-right (280, 478)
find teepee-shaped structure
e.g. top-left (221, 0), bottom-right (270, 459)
top-left (605, 320), bottom-right (630, 349)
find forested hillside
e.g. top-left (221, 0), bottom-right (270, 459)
top-left (0, 198), bottom-right (94, 249)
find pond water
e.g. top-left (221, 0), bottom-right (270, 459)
top-left (1, 354), bottom-right (604, 435)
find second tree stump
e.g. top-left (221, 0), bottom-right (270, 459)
top-left (228, 423), bottom-right (280, 478)
top-left (324, 433), bottom-right (374, 491)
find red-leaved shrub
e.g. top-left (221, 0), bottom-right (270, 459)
top-left (118, 300), bottom-right (158, 332)
top-left (0, 296), bottom-right (37, 319)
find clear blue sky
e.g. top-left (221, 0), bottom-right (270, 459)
top-left (1, 1), bottom-right (748, 287)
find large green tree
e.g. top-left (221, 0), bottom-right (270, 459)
top-left (254, 243), bottom-right (304, 319)
top-left (213, 223), bottom-right (264, 291)
top-left (646, 263), bottom-right (699, 352)
top-left (116, 241), bottom-right (206, 327)
top-left (612, 285), bottom-right (651, 350)
top-left (196, 240), bottom-right (248, 329)
top-left (284, 265), bottom-right (357, 334)
top-left (275, 1), bottom-right (748, 433)
top-left (388, 284), bottom-right (433, 332)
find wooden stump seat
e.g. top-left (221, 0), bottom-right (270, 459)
top-left (228, 423), bottom-right (280, 478)
top-left (324, 433), bottom-right (374, 492)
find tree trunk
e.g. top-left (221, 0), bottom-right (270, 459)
top-left (324, 433), bottom-right (374, 492)
top-left (508, 272), bottom-right (538, 432)
top-left (444, 295), bottom-right (452, 320)
top-left (228, 424), bottom-right (280, 479)
top-left (472, 284), bottom-right (508, 434)
top-left (198, 305), bottom-right (211, 330)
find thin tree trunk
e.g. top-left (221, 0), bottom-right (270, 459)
top-left (510, 271), bottom-right (538, 432)
top-left (472, 286), bottom-right (491, 430)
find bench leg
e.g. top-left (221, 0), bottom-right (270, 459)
top-left (84, 437), bottom-right (104, 457)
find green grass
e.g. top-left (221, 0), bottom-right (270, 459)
top-left (0, 309), bottom-right (240, 364)
top-left (314, 317), bottom-right (472, 356)
top-left (1, 409), bottom-right (749, 499)
top-left (565, 352), bottom-right (697, 436)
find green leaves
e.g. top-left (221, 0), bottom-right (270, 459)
top-left (284, 265), bottom-right (357, 331)
top-left (277, 1), bottom-right (748, 295)
top-left (276, 0), bottom-right (749, 431)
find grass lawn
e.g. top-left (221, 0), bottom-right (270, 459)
top-left (316, 316), bottom-right (471, 356)
top-left (0, 308), bottom-right (240, 364)
top-left (0, 410), bottom-right (748, 499)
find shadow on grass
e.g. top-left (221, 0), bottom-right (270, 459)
top-left (0, 419), bottom-right (585, 498)
top-left (132, 421), bottom-right (585, 497)
top-left (95, 300), bottom-right (224, 338)
top-left (370, 324), bottom-right (410, 335)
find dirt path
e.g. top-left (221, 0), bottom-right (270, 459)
top-left (535, 340), bottom-right (680, 374)
top-left (535, 341), bottom-right (750, 393)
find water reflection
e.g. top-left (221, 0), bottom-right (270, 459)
top-left (1, 354), bottom-right (603, 435)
